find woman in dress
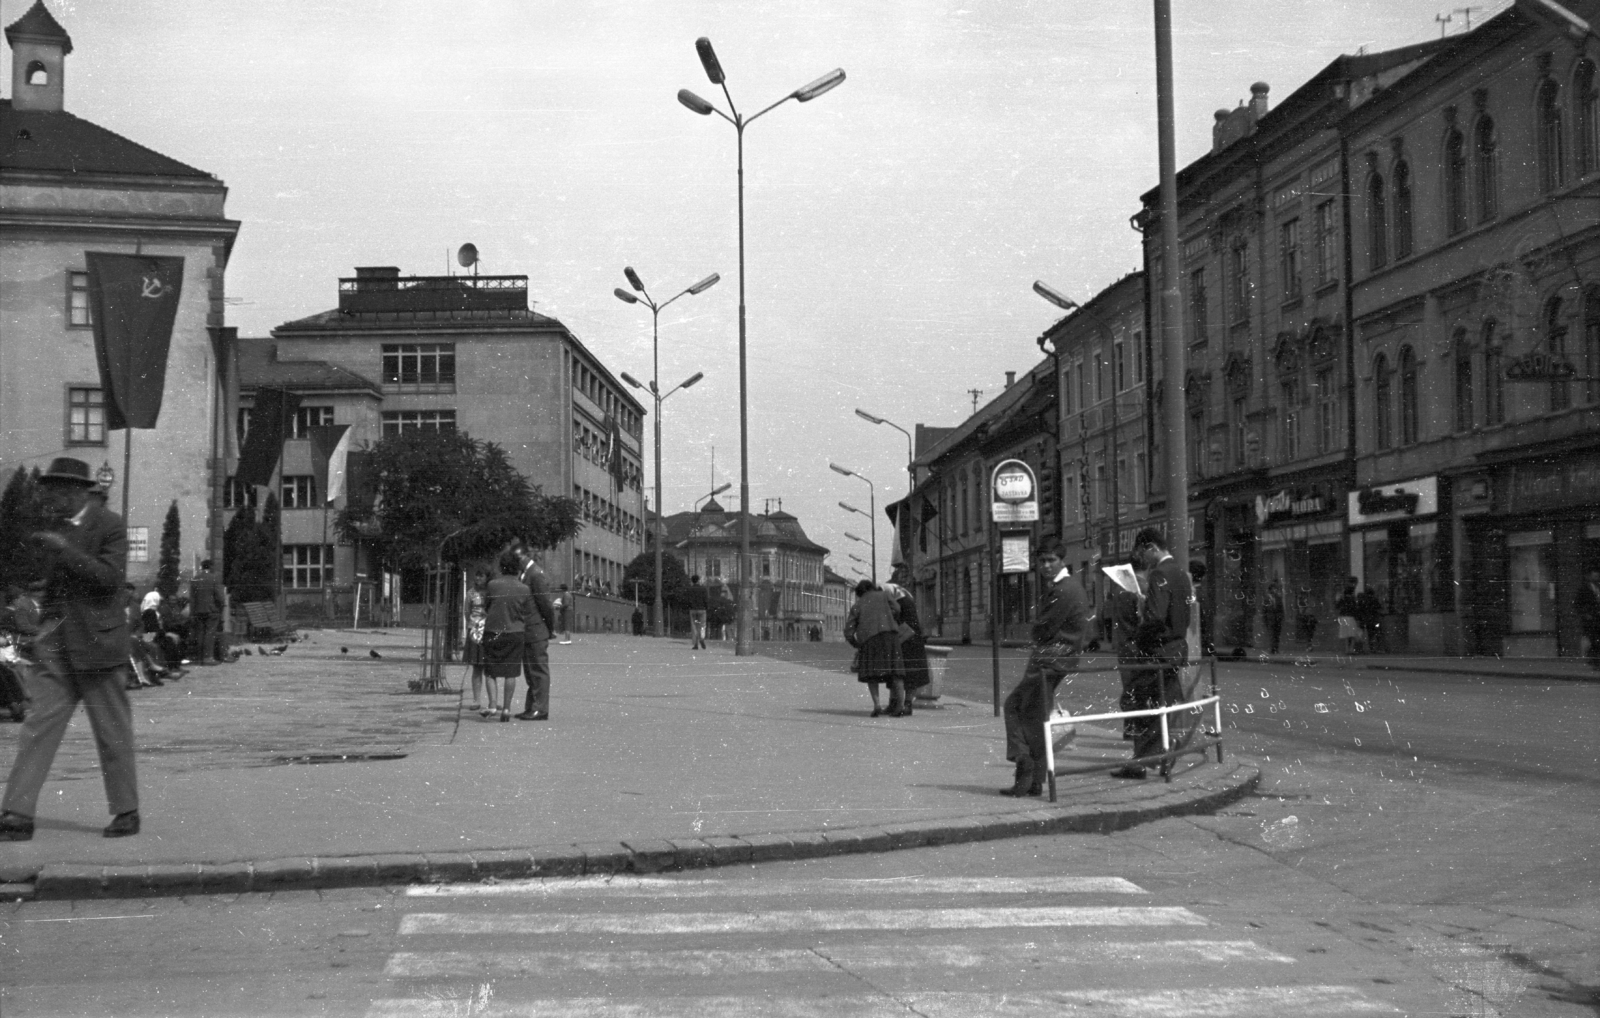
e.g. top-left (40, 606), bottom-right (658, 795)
top-left (482, 552), bottom-right (532, 722)
top-left (844, 580), bottom-right (903, 717)
top-left (885, 567), bottom-right (927, 716)
top-left (463, 569), bottom-right (490, 715)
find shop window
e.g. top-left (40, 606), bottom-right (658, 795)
top-left (1367, 173), bottom-right (1387, 272)
top-left (1373, 354), bottom-right (1392, 449)
top-left (1396, 522), bottom-right (1439, 614)
top-left (1539, 78), bottom-right (1565, 193)
top-left (1399, 346), bottom-right (1419, 445)
top-left (1445, 130), bottom-right (1468, 236)
top-left (1475, 115), bottom-right (1499, 222)
top-left (1362, 530), bottom-right (1392, 613)
top-left (1507, 530), bottom-right (1557, 632)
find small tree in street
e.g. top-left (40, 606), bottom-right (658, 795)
top-left (0, 467), bottom-right (45, 592)
top-left (622, 551), bottom-right (691, 630)
top-left (224, 497), bottom-right (276, 603)
top-left (157, 500), bottom-right (181, 597)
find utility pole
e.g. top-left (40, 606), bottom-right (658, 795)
top-left (967, 388), bottom-right (983, 415)
top-left (1454, 6), bottom-right (1481, 31)
top-left (1434, 12), bottom-right (1452, 36)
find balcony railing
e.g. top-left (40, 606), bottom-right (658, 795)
top-left (338, 274), bottom-right (529, 314)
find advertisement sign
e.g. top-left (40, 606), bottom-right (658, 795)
top-left (1001, 534), bottom-right (1031, 573)
top-left (990, 459), bottom-right (1039, 525)
top-left (1346, 475), bottom-right (1438, 527)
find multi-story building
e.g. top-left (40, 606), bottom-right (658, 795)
top-left (0, 1), bottom-right (239, 585)
top-left (1139, 40), bottom-right (1445, 652)
top-left (655, 497), bottom-right (830, 641)
top-left (1344, 2), bottom-right (1600, 656)
top-left (241, 265), bottom-right (646, 627)
top-left (821, 566), bottom-right (851, 642)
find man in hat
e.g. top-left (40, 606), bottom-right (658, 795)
top-left (0, 457), bottom-right (141, 840)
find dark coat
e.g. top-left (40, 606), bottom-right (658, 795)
top-left (484, 576), bottom-right (533, 633)
top-left (844, 588), bottom-right (899, 648)
top-left (190, 568), bottom-right (225, 616)
top-left (517, 560), bottom-right (556, 639)
top-left (1031, 570), bottom-right (1092, 653)
top-left (1136, 554), bottom-right (1192, 659)
top-left (40, 501), bottom-right (129, 672)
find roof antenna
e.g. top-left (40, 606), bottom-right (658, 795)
top-left (1435, 12), bottom-right (1452, 37)
top-left (967, 388), bottom-right (984, 415)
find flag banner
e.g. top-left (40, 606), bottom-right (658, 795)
top-left (343, 451), bottom-right (376, 512)
top-left (307, 424), bottom-right (351, 503)
top-left (86, 252), bottom-right (184, 430)
top-left (605, 415), bottom-right (625, 490)
top-left (235, 386), bottom-right (301, 488)
top-left (208, 327), bottom-right (242, 468)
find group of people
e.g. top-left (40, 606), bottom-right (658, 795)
top-left (460, 543), bottom-right (556, 723)
top-left (843, 566), bottom-right (931, 717)
top-left (1333, 577), bottom-right (1387, 655)
top-left (1001, 530), bottom-right (1196, 797)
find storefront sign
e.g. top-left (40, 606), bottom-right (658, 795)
top-left (1254, 488), bottom-right (1328, 526)
top-left (1259, 518), bottom-right (1344, 548)
top-left (990, 459), bottom-right (1038, 525)
top-left (1502, 454), bottom-right (1600, 514)
top-left (1347, 475), bottom-right (1437, 526)
top-left (1504, 352), bottom-right (1578, 381)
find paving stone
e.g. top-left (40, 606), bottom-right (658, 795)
top-left (572, 841), bottom-right (631, 875)
top-left (739, 833), bottom-right (794, 862)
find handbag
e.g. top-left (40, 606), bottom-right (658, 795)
top-left (897, 622), bottom-right (915, 643)
top-left (849, 649), bottom-right (860, 674)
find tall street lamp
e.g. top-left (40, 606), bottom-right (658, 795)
top-left (695, 481), bottom-right (732, 512)
top-left (854, 407), bottom-right (916, 591)
top-left (831, 462), bottom-right (877, 583)
top-left (843, 530), bottom-right (868, 547)
top-left (619, 365), bottom-right (707, 637)
top-left (679, 38), bottom-right (845, 656)
top-left (615, 268), bottom-right (719, 637)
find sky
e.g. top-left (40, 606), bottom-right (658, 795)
top-left (4, 0), bottom-right (1512, 582)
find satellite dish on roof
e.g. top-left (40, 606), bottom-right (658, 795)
top-left (457, 243), bottom-right (479, 270)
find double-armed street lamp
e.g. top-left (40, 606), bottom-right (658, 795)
top-left (831, 462), bottom-right (877, 582)
top-left (678, 37), bottom-right (846, 656)
top-left (616, 267), bottom-right (718, 637)
top-left (854, 407), bottom-right (916, 592)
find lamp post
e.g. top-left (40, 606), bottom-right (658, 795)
top-left (838, 500), bottom-right (876, 584)
top-left (615, 269), bottom-right (719, 637)
top-left (679, 38), bottom-right (845, 655)
top-left (854, 407), bottom-right (916, 593)
top-left (694, 481), bottom-right (732, 512)
top-left (842, 530), bottom-right (868, 547)
top-left (1154, 0), bottom-right (1190, 569)
top-left (831, 462), bottom-right (876, 581)
top-left (620, 367), bottom-right (706, 638)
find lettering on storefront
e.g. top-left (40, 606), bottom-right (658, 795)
top-left (1347, 475), bottom-right (1438, 526)
top-left (1255, 488), bottom-right (1328, 526)
top-left (1356, 488), bottom-right (1419, 516)
top-left (1503, 454), bottom-right (1600, 514)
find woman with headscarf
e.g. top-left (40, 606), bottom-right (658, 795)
top-left (844, 580), bottom-right (904, 717)
top-left (482, 551), bottom-right (533, 722)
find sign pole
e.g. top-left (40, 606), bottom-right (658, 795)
top-left (988, 458), bottom-right (1041, 718)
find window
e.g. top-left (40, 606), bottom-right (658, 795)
top-left (381, 409), bottom-right (456, 436)
top-left (1190, 413), bottom-right (1207, 479)
top-left (1062, 363), bottom-right (1076, 416)
top-left (1231, 397), bottom-right (1246, 468)
top-left (1367, 174), bottom-right (1388, 271)
top-left (1547, 296), bottom-right (1571, 411)
top-left (68, 271), bottom-right (91, 327)
top-left (1114, 337), bottom-right (1128, 392)
top-left (282, 545), bottom-right (333, 590)
top-left (1454, 330), bottom-right (1474, 432)
top-left (1475, 116), bottom-right (1499, 222)
top-left (1229, 239), bottom-right (1250, 323)
top-left (1313, 201), bottom-right (1337, 287)
top-left (1315, 367), bottom-right (1336, 453)
top-left (959, 474), bottom-right (968, 536)
top-left (1093, 350), bottom-right (1107, 403)
top-left (281, 475), bottom-right (318, 508)
top-left (1484, 321), bottom-right (1505, 426)
top-left (1132, 330), bottom-right (1144, 385)
top-left (1392, 162), bottom-right (1413, 259)
top-left (1445, 131), bottom-right (1468, 236)
top-left (1587, 289), bottom-right (1600, 404)
top-left (224, 476), bottom-right (258, 510)
top-left (1133, 440), bottom-right (1147, 503)
top-left (1399, 345), bottom-right (1419, 445)
top-left (1280, 377), bottom-right (1301, 461)
top-left (1374, 354), bottom-right (1392, 450)
top-left (25, 60), bottom-right (46, 86)
top-left (66, 386), bottom-right (106, 445)
top-left (1279, 217), bottom-right (1302, 300)
top-left (1539, 79), bottom-right (1565, 193)
top-left (290, 405), bottom-right (334, 439)
top-left (1579, 61), bottom-right (1599, 176)
top-left (1092, 451), bottom-right (1106, 519)
top-left (381, 343), bottom-right (456, 387)
top-left (1189, 267), bottom-right (1209, 343)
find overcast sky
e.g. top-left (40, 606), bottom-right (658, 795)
top-left (8, 0), bottom-right (1509, 581)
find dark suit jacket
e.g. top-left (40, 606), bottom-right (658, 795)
top-left (1031, 571), bottom-right (1091, 653)
top-left (41, 501), bottom-right (129, 673)
top-left (483, 575), bottom-right (533, 633)
top-left (1137, 553), bottom-right (1192, 659)
top-left (190, 569), bottom-right (225, 617)
top-left (517, 560), bottom-right (556, 640)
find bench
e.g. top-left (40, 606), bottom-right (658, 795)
top-left (239, 601), bottom-right (293, 641)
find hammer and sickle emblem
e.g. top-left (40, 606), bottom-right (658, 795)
top-left (140, 276), bottom-right (169, 299)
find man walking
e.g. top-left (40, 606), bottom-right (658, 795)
top-left (1117, 527), bottom-right (1193, 780)
top-left (0, 457), bottom-right (141, 841)
top-left (189, 559), bottom-right (225, 665)
top-left (686, 574), bottom-right (709, 649)
top-left (1000, 537), bottom-right (1091, 797)
top-left (1260, 578), bottom-right (1285, 656)
top-left (513, 544), bottom-right (556, 721)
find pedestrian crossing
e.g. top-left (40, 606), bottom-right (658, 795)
top-left (365, 874), bottom-right (1399, 1017)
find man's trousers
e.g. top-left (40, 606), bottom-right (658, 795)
top-left (1, 658), bottom-right (138, 818)
top-left (521, 636), bottom-right (550, 715)
top-left (1003, 643), bottom-right (1077, 768)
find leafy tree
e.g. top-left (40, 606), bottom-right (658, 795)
top-left (224, 498), bottom-right (275, 603)
top-left (0, 467), bottom-right (46, 591)
top-left (707, 581), bottom-right (736, 629)
top-left (157, 500), bottom-right (181, 598)
top-left (335, 430), bottom-right (580, 571)
top-left (622, 551), bottom-right (691, 610)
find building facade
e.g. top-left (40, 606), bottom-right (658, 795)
top-left (0, 1), bottom-right (239, 586)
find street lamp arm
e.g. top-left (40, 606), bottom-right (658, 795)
top-left (744, 93), bottom-right (797, 128)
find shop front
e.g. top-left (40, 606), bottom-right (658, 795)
top-left (1257, 482), bottom-right (1347, 651)
top-left (1347, 474), bottom-right (1453, 654)
top-left (1460, 450), bottom-right (1600, 658)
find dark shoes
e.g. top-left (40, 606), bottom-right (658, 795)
top-left (0, 812), bottom-right (34, 841)
top-left (104, 811), bottom-right (140, 838)
top-left (1111, 765), bottom-right (1148, 780)
top-left (1000, 758), bottom-right (1040, 797)
top-left (515, 711), bottom-right (548, 721)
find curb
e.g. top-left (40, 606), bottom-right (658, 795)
top-left (3, 762), bottom-right (1260, 902)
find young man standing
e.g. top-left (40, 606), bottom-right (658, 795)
top-left (189, 559), bottom-right (225, 664)
top-left (1000, 537), bottom-right (1091, 797)
top-left (1118, 527), bottom-right (1194, 780)
top-left (685, 574), bottom-right (709, 649)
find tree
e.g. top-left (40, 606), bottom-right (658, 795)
top-left (224, 498), bottom-right (275, 603)
top-left (0, 467), bottom-right (44, 592)
top-left (335, 430), bottom-right (580, 571)
top-left (622, 551), bottom-right (690, 609)
top-left (157, 500), bottom-right (181, 598)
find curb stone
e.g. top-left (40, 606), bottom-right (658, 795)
top-left (20, 763), bottom-right (1259, 901)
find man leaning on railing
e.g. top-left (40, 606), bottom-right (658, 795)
top-left (1116, 527), bottom-right (1194, 780)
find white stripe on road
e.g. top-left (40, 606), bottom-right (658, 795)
top-left (383, 939), bottom-right (1293, 977)
top-left (365, 986), bottom-right (1395, 1018)
top-left (398, 906), bottom-right (1206, 936)
top-left (406, 875), bottom-right (1147, 897)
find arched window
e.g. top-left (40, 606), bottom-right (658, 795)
top-left (1399, 345), bottom-right (1419, 445)
top-left (1394, 160), bottom-right (1414, 258)
top-left (1484, 319), bottom-right (1505, 426)
top-left (1454, 328), bottom-right (1474, 431)
top-left (1547, 295), bottom-right (1571, 411)
top-left (1586, 288), bottom-right (1600, 404)
top-left (1475, 116), bottom-right (1499, 222)
top-left (1576, 59), bottom-right (1598, 177)
top-left (1374, 354), bottom-right (1392, 449)
top-left (1539, 78), bottom-right (1565, 192)
top-left (1445, 131), bottom-right (1468, 235)
top-left (24, 60), bottom-right (46, 86)
top-left (1367, 174), bottom-right (1388, 272)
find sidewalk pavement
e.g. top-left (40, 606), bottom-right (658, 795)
top-left (0, 631), bottom-right (1257, 901)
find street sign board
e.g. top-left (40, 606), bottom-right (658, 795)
top-left (990, 459), bottom-right (1038, 526)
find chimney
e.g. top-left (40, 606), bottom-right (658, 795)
top-left (1005, 371), bottom-right (1016, 389)
top-left (1249, 81), bottom-right (1270, 119)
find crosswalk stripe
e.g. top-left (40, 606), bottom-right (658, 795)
top-left (383, 938), bottom-right (1294, 978)
top-left (365, 985), bottom-right (1395, 1018)
top-left (406, 875), bottom-right (1148, 897)
top-left (399, 906), bottom-right (1206, 936)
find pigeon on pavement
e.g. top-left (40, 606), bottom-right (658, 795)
top-left (369, 650), bottom-right (382, 659)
